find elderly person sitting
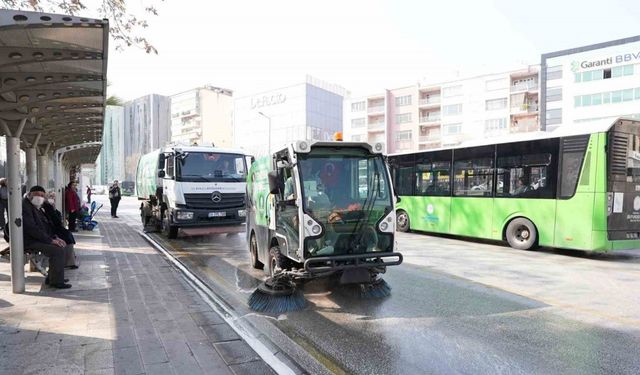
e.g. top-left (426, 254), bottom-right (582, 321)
top-left (42, 191), bottom-right (78, 269)
top-left (23, 186), bottom-right (72, 289)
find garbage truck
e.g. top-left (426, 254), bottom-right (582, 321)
top-left (137, 146), bottom-right (249, 239)
top-left (246, 139), bottom-right (403, 296)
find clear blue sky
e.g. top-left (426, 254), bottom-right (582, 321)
top-left (106, 0), bottom-right (640, 100)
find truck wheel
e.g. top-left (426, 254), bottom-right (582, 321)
top-left (505, 218), bottom-right (537, 250)
top-left (249, 232), bottom-right (263, 270)
top-left (396, 210), bottom-right (410, 232)
top-left (162, 216), bottom-right (178, 239)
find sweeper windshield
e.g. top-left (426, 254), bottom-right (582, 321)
top-left (297, 147), bottom-right (394, 257)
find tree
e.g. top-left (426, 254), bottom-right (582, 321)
top-left (106, 95), bottom-right (123, 106)
top-left (1, 0), bottom-right (164, 54)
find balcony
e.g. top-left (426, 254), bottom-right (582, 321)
top-left (368, 121), bottom-right (385, 131)
top-left (510, 103), bottom-right (539, 114)
top-left (368, 105), bottom-right (385, 114)
top-left (510, 82), bottom-right (538, 92)
top-left (420, 113), bottom-right (441, 123)
top-left (419, 96), bottom-right (441, 106)
top-left (419, 133), bottom-right (441, 143)
top-left (510, 119), bottom-right (539, 133)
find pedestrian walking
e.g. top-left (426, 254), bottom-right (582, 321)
top-left (65, 181), bottom-right (80, 232)
top-left (0, 178), bottom-right (8, 230)
top-left (109, 180), bottom-right (121, 218)
top-left (86, 185), bottom-right (92, 203)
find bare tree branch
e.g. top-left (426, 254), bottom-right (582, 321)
top-left (0, 0), bottom-right (163, 54)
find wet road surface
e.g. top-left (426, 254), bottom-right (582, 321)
top-left (113, 197), bottom-right (640, 375)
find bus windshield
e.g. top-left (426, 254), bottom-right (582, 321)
top-left (177, 152), bottom-right (246, 182)
top-left (298, 147), bottom-right (393, 257)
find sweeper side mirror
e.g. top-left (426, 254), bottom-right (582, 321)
top-left (268, 171), bottom-right (282, 195)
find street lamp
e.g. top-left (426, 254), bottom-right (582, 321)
top-left (257, 111), bottom-right (271, 155)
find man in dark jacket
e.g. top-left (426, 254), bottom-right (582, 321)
top-left (109, 180), bottom-right (121, 218)
top-left (23, 186), bottom-right (71, 289)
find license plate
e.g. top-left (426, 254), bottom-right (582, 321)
top-left (208, 211), bottom-right (226, 218)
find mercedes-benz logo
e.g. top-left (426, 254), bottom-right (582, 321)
top-left (211, 191), bottom-right (222, 203)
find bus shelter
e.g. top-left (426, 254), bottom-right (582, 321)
top-left (0, 10), bottom-right (109, 293)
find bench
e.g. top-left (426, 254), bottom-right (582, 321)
top-left (1, 225), bottom-right (48, 277)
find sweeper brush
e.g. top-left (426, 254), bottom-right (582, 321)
top-left (248, 274), bottom-right (306, 314)
top-left (342, 278), bottom-right (392, 299)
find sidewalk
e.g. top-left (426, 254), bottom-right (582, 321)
top-left (0, 207), bottom-right (275, 375)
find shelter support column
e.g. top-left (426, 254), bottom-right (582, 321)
top-left (25, 148), bottom-right (37, 189)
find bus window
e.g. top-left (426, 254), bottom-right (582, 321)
top-left (389, 154), bottom-right (415, 196)
top-left (453, 146), bottom-right (494, 197)
top-left (497, 139), bottom-right (559, 199)
top-left (415, 150), bottom-right (452, 196)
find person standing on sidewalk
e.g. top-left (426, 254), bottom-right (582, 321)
top-left (109, 180), bottom-right (121, 218)
top-left (65, 181), bottom-right (80, 232)
top-left (23, 186), bottom-right (71, 289)
top-left (0, 178), bottom-right (8, 231)
top-left (86, 185), bottom-right (92, 203)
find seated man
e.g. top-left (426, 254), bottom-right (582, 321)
top-left (42, 191), bottom-right (78, 269)
top-left (23, 186), bottom-right (71, 289)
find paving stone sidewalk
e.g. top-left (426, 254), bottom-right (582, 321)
top-left (0, 209), bottom-right (275, 375)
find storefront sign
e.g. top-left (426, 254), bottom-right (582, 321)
top-left (571, 50), bottom-right (640, 72)
top-left (251, 93), bottom-right (287, 109)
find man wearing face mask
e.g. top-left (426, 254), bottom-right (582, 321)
top-left (22, 186), bottom-right (71, 289)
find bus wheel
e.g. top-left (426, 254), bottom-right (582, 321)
top-left (506, 218), bottom-right (537, 250)
top-left (249, 232), bottom-right (263, 270)
top-left (396, 210), bottom-right (410, 232)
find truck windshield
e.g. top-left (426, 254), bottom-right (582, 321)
top-left (177, 152), bottom-right (246, 182)
top-left (298, 147), bottom-right (393, 257)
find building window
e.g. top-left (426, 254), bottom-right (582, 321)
top-left (351, 118), bottom-right (366, 128)
top-left (395, 95), bottom-right (412, 107)
top-left (443, 123), bottom-right (462, 135)
top-left (395, 130), bottom-right (412, 150)
top-left (575, 64), bottom-right (634, 83)
top-left (486, 78), bottom-right (508, 91)
top-left (485, 118), bottom-right (507, 131)
top-left (442, 85), bottom-right (463, 98)
top-left (395, 113), bottom-right (412, 124)
top-left (442, 104), bottom-right (463, 116)
top-left (485, 98), bottom-right (507, 110)
top-left (351, 101), bottom-right (365, 112)
top-left (546, 87), bottom-right (562, 102)
top-left (546, 65), bottom-right (563, 80)
top-left (546, 108), bottom-right (562, 125)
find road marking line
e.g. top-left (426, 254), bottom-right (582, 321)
top-left (140, 231), bottom-right (297, 375)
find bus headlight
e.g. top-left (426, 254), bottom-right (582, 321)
top-left (238, 209), bottom-right (247, 217)
top-left (176, 211), bottom-right (194, 220)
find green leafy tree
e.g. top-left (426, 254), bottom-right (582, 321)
top-left (1, 0), bottom-right (163, 53)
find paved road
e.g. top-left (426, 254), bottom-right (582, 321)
top-left (114, 196), bottom-right (640, 375)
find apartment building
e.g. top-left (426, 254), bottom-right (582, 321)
top-left (170, 85), bottom-right (234, 147)
top-left (344, 67), bottom-right (540, 154)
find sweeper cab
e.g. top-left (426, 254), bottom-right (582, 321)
top-left (246, 139), bottom-right (403, 313)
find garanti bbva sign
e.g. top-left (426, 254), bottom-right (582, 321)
top-left (251, 93), bottom-right (287, 109)
top-left (571, 50), bottom-right (640, 72)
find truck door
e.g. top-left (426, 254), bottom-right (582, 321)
top-left (275, 165), bottom-right (300, 259)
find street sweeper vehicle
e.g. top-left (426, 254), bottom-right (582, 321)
top-left (137, 146), bottom-right (250, 239)
top-left (246, 138), bottom-right (403, 313)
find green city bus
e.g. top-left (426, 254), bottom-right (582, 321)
top-left (388, 117), bottom-right (640, 252)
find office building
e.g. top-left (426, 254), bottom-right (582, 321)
top-left (234, 76), bottom-right (345, 157)
top-left (96, 105), bottom-right (125, 185)
top-left (170, 85), bottom-right (234, 147)
top-left (344, 67), bottom-right (540, 153)
top-left (541, 36), bottom-right (640, 131)
top-left (123, 94), bottom-right (171, 181)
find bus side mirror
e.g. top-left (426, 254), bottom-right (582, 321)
top-left (268, 171), bottom-right (282, 195)
top-left (158, 170), bottom-right (166, 178)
